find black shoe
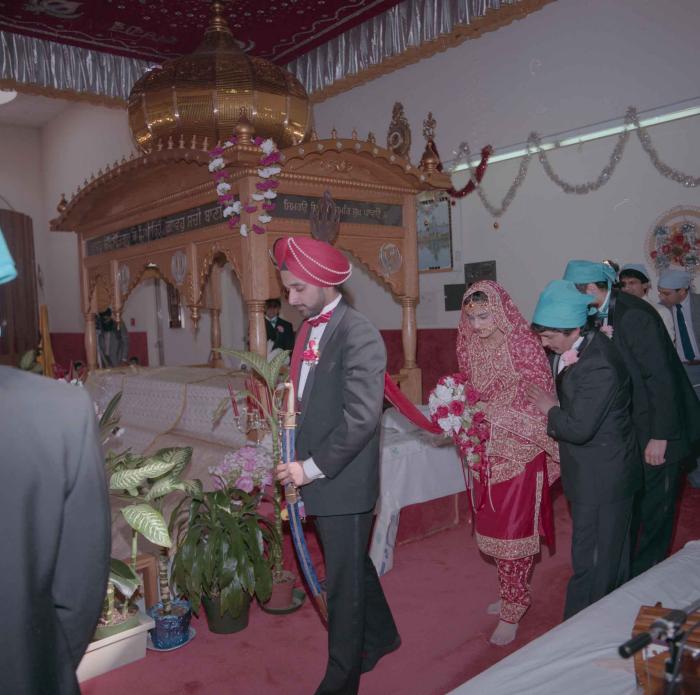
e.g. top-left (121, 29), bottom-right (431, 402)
top-left (360, 635), bottom-right (402, 674)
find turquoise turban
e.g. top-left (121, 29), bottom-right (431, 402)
top-left (0, 230), bottom-right (17, 285)
top-left (563, 259), bottom-right (617, 286)
top-left (533, 280), bottom-right (595, 329)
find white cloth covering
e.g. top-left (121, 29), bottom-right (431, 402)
top-left (449, 539), bottom-right (700, 695)
top-left (370, 407), bottom-right (465, 575)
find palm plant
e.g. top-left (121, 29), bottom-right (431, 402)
top-left (214, 349), bottom-right (290, 581)
top-left (170, 487), bottom-right (278, 619)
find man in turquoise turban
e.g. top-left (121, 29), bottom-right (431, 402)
top-left (527, 279), bottom-right (641, 619)
top-left (562, 258), bottom-right (700, 576)
top-left (0, 229), bottom-right (110, 695)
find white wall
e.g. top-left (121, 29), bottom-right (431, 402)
top-left (0, 124), bottom-right (47, 300)
top-left (4, 0), bottom-right (699, 349)
top-left (42, 102), bottom-right (135, 331)
top-left (314, 0), bottom-right (700, 324)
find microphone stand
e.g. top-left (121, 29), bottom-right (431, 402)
top-left (619, 597), bottom-right (700, 694)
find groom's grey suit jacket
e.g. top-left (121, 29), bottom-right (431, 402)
top-left (296, 298), bottom-right (386, 517)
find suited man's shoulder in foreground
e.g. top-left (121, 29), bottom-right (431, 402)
top-left (0, 366), bottom-right (111, 695)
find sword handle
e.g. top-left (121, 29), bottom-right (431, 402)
top-left (281, 381), bottom-right (299, 505)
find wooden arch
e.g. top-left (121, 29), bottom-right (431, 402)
top-left (51, 130), bottom-right (450, 402)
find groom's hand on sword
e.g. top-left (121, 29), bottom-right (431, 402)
top-left (276, 461), bottom-right (310, 487)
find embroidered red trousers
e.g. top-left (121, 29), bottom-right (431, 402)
top-left (469, 452), bottom-right (552, 624)
top-left (496, 556), bottom-right (535, 623)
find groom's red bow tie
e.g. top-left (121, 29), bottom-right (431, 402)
top-left (307, 311), bottom-right (332, 328)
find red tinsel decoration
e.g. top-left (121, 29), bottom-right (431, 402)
top-left (432, 143), bottom-right (492, 199)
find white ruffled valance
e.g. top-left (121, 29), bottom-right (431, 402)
top-left (1, 0), bottom-right (531, 104)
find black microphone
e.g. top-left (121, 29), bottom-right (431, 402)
top-left (619, 598), bottom-right (700, 659)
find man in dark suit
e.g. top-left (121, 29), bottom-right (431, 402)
top-left (658, 267), bottom-right (700, 487)
top-left (562, 260), bottom-right (700, 576)
top-left (273, 235), bottom-right (399, 695)
top-left (265, 297), bottom-right (295, 351)
top-left (0, 230), bottom-right (111, 694)
top-left (528, 280), bottom-right (642, 619)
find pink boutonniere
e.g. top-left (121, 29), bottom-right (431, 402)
top-left (600, 325), bottom-right (614, 339)
top-left (301, 339), bottom-right (320, 365)
top-left (277, 324), bottom-right (285, 333)
top-left (560, 349), bottom-right (580, 368)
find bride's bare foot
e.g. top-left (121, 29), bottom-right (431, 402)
top-left (487, 600), bottom-right (501, 615)
top-left (489, 620), bottom-right (518, 646)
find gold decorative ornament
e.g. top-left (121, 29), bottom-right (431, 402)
top-left (128, 1), bottom-right (312, 153)
top-left (310, 190), bottom-right (341, 243)
top-left (419, 112), bottom-right (441, 174)
top-left (386, 102), bottom-right (411, 157)
top-left (57, 193), bottom-right (67, 214)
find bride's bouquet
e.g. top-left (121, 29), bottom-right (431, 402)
top-left (428, 373), bottom-right (490, 472)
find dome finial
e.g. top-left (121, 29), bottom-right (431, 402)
top-left (234, 109), bottom-right (255, 145)
top-left (207, 0), bottom-right (232, 36)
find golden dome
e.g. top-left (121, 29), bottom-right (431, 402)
top-left (128, 1), bottom-right (312, 153)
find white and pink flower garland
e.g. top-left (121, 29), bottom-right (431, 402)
top-left (208, 136), bottom-right (281, 237)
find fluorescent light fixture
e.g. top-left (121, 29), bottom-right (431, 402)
top-left (450, 97), bottom-right (700, 172)
top-left (0, 89), bottom-right (18, 106)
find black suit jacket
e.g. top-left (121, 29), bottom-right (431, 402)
top-left (607, 289), bottom-right (700, 463)
top-left (548, 331), bottom-right (642, 505)
top-left (266, 316), bottom-right (295, 351)
top-left (295, 299), bottom-right (386, 516)
top-left (0, 368), bottom-right (111, 694)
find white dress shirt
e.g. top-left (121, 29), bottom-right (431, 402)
top-left (672, 293), bottom-right (699, 363)
top-left (299, 294), bottom-right (342, 481)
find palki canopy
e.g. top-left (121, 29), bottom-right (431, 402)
top-left (51, 122), bottom-right (450, 402)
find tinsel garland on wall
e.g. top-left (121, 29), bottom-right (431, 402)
top-left (451, 107), bottom-right (699, 219)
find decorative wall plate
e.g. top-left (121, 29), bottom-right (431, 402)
top-left (647, 206), bottom-right (700, 276)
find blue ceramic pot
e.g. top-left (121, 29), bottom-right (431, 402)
top-left (148, 599), bottom-right (192, 649)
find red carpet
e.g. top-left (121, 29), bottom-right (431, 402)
top-left (82, 481), bottom-right (700, 695)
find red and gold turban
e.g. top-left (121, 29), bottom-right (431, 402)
top-left (272, 236), bottom-right (352, 287)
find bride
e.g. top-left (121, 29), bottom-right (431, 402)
top-left (457, 280), bottom-right (559, 645)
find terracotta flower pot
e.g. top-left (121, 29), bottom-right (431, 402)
top-left (263, 570), bottom-right (296, 610)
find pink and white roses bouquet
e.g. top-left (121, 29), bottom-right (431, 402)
top-left (209, 446), bottom-right (273, 494)
top-left (428, 373), bottom-right (490, 472)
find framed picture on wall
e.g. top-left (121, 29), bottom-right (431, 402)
top-left (417, 191), bottom-right (453, 272)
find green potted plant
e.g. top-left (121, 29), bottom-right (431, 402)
top-left (107, 444), bottom-right (202, 648)
top-left (214, 348), bottom-right (302, 611)
top-left (170, 487), bottom-right (278, 633)
top-left (98, 391), bottom-right (202, 648)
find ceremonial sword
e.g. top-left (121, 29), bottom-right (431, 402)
top-left (280, 381), bottom-right (328, 621)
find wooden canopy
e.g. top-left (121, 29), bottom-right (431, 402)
top-left (51, 126), bottom-right (450, 402)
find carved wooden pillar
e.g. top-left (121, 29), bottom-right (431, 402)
top-left (209, 308), bottom-right (223, 367)
top-left (186, 242), bottom-right (201, 329)
top-left (208, 263), bottom-right (224, 367)
top-left (110, 259), bottom-right (122, 325)
top-left (247, 299), bottom-right (267, 359)
top-left (399, 295), bottom-right (422, 403)
top-left (84, 297), bottom-right (98, 372)
top-left (400, 296), bottom-right (417, 368)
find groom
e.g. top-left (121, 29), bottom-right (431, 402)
top-left (273, 235), bottom-right (400, 695)
top-left (527, 280), bottom-right (641, 618)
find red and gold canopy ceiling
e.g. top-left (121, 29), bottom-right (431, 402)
top-left (0, 0), bottom-right (403, 64)
top-left (0, 0), bottom-right (554, 102)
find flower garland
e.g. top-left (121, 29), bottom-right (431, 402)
top-left (208, 136), bottom-right (281, 237)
